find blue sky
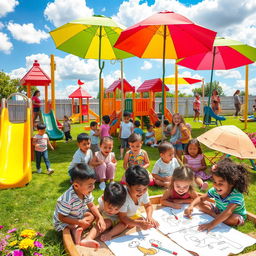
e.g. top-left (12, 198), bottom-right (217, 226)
top-left (0, 0), bottom-right (256, 98)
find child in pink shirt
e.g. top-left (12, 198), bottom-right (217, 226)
top-left (100, 115), bottom-right (110, 138)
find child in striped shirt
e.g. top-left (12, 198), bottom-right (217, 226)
top-left (184, 158), bottom-right (249, 232)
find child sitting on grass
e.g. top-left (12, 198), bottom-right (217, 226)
top-left (84, 182), bottom-right (127, 245)
top-left (145, 124), bottom-right (157, 147)
top-left (94, 136), bottom-right (117, 190)
top-left (152, 142), bottom-right (180, 188)
top-left (68, 133), bottom-right (97, 176)
top-left (184, 159), bottom-right (249, 232)
top-left (33, 123), bottom-right (54, 175)
top-left (154, 120), bottom-right (166, 143)
top-left (160, 166), bottom-right (198, 209)
top-left (53, 163), bottom-right (105, 248)
top-left (119, 165), bottom-right (159, 230)
top-left (89, 121), bottom-right (100, 154)
top-left (133, 120), bottom-right (144, 137)
top-left (122, 133), bottom-right (154, 186)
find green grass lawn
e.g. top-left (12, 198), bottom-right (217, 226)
top-left (0, 116), bottom-right (255, 255)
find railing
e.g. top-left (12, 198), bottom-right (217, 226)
top-left (134, 98), bottom-right (151, 116)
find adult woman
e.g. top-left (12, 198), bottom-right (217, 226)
top-left (233, 90), bottom-right (241, 117)
top-left (32, 90), bottom-right (43, 128)
top-left (211, 89), bottom-right (220, 114)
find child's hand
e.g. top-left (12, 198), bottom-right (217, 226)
top-left (198, 222), bottom-right (214, 232)
top-left (78, 219), bottom-right (90, 229)
top-left (146, 217), bottom-right (159, 228)
top-left (50, 146), bottom-right (54, 151)
top-left (96, 217), bottom-right (106, 232)
top-left (184, 206), bottom-right (193, 218)
top-left (139, 220), bottom-right (153, 230)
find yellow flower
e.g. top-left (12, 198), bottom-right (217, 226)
top-left (20, 229), bottom-right (36, 239)
top-left (19, 238), bottom-right (35, 250)
top-left (9, 240), bottom-right (18, 246)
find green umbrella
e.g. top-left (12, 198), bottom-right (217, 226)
top-left (50, 15), bottom-right (133, 120)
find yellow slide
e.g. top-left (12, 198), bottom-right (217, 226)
top-left (88, 109), bottom-right (99, 122)
top-left (0, 107), bottom-right (32, 189)
top-left (69, 113), bottom-right (80, 123)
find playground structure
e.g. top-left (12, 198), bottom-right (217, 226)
top-left (68, 82), bottom-right (99, 124)
top-left (0, 94), bottom-right (32, 189)
top-left (203, 106), bottom-right (226, 126)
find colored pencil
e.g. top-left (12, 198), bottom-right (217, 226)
top-left (170, 208), bottom-right (178, 220)
top-left (151, 243), bottom-right (178, 255)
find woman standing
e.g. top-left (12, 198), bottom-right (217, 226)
top-left (211, 89), bottom-right (220, 114)
top-left (233, 90), bottom-right (241, 117)
top-left (32, 90), bottom-right (43, 128)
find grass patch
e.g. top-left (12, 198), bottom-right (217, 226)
top-left (0, 116), bottom-right (255, 255)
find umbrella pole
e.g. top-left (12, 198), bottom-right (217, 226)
top-left (175, 62), bottom-right (178, 113)
top-left (98, 26), bottom-right (105, 124)
top-left (121, 59), bottom-right (124, 121)
top-left (244, 65), bottom-right (249, 130)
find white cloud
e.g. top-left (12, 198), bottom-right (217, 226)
top-left (0, 32), bottom-right (13, 54)
top-left (130, 76), bottom-right (142, 89)
top-left (101, 7), bottom-right (106, 12)
top-left (0, 22), bottom-right (4, 30)
top-left (7, 23), bottom-right (50, 44)
top-left (44, 0), bottom-right (94, 27)
top-left (104, 70), bottom-right (123, 88)
top-left (44, 24), bottom-right (51, 31)
top-left (140, 61), bottom-right (152, 70)
top-left (215, 70), bottom-right (242, 79)
top-left (9, 67), bottom-right (26, 79)
top-left (0, 0), bottom-right (19, 18)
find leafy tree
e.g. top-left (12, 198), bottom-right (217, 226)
top-left (192, 80), bottom-right (224, 96)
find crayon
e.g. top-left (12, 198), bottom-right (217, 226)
top-left (170, 208), bottom-right (178, 220)
top-left (151, 243), bottom-right (178, 255)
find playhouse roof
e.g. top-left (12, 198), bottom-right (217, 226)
top-left (68, 87), bottom-right (92, 98)
top-left (105, 79), bottom-right (135, 93)
top-left (137, 78), bottom-right (169, 92)
top-left (20, 60), bottom-right (51, 86)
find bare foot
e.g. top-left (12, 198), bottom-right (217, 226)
top-left (100, 233), bottom-right (112, 241)
top-left (80, 239), bottom-right (100, 249)
top-left (72, 227), bottom-right (83, 245)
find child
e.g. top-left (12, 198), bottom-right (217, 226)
top-left (68, 133), bottom-right (97, 176)
top-left (94, 136), bottom-right (117, 190)
top-left (63, 115), bottom-right (72, 142)
top-left (32, 123), bottom-right (54, 174)
top-left (133, 120), bottom-right (144, 137)
top-left (163, 120), bottom-right (171, 137)
top-left (160, 166), bottom-right (198, 209)
top-left (145, 124), bottom-right (157, 147)
top-left (152, 142), bottom-right (180, 188)
top-left (84, 182), bottom-right (127, 244)
top-left (119, 165), bottom-right (159, 230)
top-left (119, 112), bottom-right (133, 159)
top-left (184, 158), bottom-right (249, 232)
top-left (100, 115), bottom-right (110, 139)
top-left (170, 113), bottom-right (191, 160)
top-left (53, 163), bottom-right (105, 248)
top-left (122, 133), bottom-right (154, 186)
top-left (183, 139), bottom-right (211, 191)
top-left (154, 120), bottom-right (165, 143)
top-left (90, 121), bottom-right (100, 154)
top-left (193, 94), bottom-right (201, 122)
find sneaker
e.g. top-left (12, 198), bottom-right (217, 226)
top-left (37, 168), bottom-right (42, 174)
top-left (200, 182), bottom-right (208, 191)
top-left (47, 168), bottom-right (54, 175)
top-left (99, 182), bottom-right (106, 191)
top-left (150, 144), bottom-right (154, 148)
top-left (198, 120), bottom-right (202, 123)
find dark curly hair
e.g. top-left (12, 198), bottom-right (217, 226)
top-left (211, 158), bottom-right (249, 194)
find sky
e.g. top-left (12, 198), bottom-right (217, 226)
top-left (0, 0), bottom-right (256, 99)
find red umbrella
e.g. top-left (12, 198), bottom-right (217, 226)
top-left (114, 11), bottom-right (216, 115)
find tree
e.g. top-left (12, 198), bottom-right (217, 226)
top-left (192, 80), bottom-right (224, 96)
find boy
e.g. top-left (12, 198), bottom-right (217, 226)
top-left (152, 142), bottom-right (180, 188)
top-left (119, 112), bottom-right (133, 159)
top-left (53, 163), bottom-right (105, 247)
top-left (119, 166), bottom-right (159, 230)
top-left (154, 120), bottom-right (166, 143)
top-left (133, 120), bottom-right (144, 137)
top-left (84, 182), bottom-right (127, 245)
top-left (89, 121), bottom-right (100, 154)
top-left (32, 123), bottom-right (54, 174)
top-left (68, 133), bottom-right (97, 176)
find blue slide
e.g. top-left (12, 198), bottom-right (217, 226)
top-left (203, 106), bottom-right (226, 126)
top-left (42, 110), bottom-right (64, 140)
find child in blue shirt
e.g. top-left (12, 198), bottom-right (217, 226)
top-left (89, 121), bottom-right (100, 154)
top-left (133, 120), bottom-right (144, 137)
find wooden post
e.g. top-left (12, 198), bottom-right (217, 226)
top-left (27, 84), bottom-right (31, 98)
top-left (50, 54), bottom-right (56, 113)
top-left (175, 62), bottom-right (178, 113)
top-left (100, 78), bottom-right (104, 124)
top-left (79, 98), bottom-right (82, 123)
top-left (45, 85), bottom-right (48, 113)
top-left (71, 98), bottom-right (74, 115)
top-left (87, 98), bottom-right (90, 123)
top-left (201, 79), bottom-right (205, 117)
top-left (244, 65), bottom-right (249, 130)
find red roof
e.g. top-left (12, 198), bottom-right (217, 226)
top-left (137, 78), bottom-right (169, 92)
top-left (105, 79), bottom-right (135, 93)
top-left (20, 60), bottom-right (51, 86)
top-left (68, 87), bottom-right (92, 98)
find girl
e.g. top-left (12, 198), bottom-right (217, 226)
top-left (211, 89), bottom-right (221, 114)
top-left (160, 166), bottom-right (198, 209)
top-left (63, 115), bottom-right (72, 142)
top-left (183, 139), bottom-right (211, 191)
top-left (94, 136), bottom-right (117, 190)
top-left (184, 158), bottom-right (249, 232)
top-left (193, 94), bottom-right (201, 122)
top-left (32, 90), bottom-right (43, 129)
top-left (99, 115), bottom-right (110, 139)
top-left (122, 133), bottom-right (154, 186)
top-left (170, 113), bottom-right (191, 160)
top-left (145, 124), bottom-right (157, 147)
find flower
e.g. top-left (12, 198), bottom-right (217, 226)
top-left (36, 232), bottom-right (44, 237)
top-left (9, 240), bottom-right (18, 247)
top-left (7, 228), bottom-right (17, 233)
top-left (33, 253), bottom-right (42, 256)
top-left (13, 250), bottom-right (24, 256)
top-left (19, 238), bottom-right (34, 250)
top-left (20, 229), bottom-right (37, 239)
top-left (0, 226), bottom-right (4, 229)
top-left (34, 241), bottom-right (43, 248)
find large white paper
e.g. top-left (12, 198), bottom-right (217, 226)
top-left (105, 228), bottom-right (192, 256)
